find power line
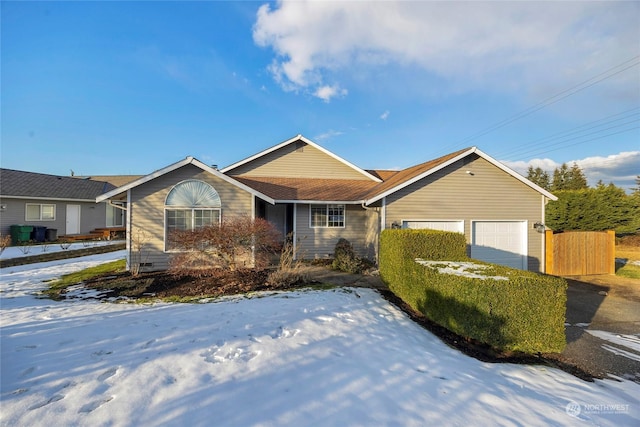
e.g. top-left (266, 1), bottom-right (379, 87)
top-left (495, 107), bottom-right (640, 159)
top-left (511, 126), bottom-right (639, 159)
top-left (434, 55), bottom-right (640, 155)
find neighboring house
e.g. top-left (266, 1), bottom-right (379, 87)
top-left (0, 169), bottom-right (135, 240)
top-left (97, 135), bottom-right (557, 272)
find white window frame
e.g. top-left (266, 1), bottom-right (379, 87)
top-left (310, 204), bottom-right (345, 228)
top-left (165, 208), bottom-right (221, 251)
top-left (25, 203), bottom-right (56, 221)
top-left (164, 179), bottom-right (223, 252)
top-left (106, 202), bottom-right (125, 227)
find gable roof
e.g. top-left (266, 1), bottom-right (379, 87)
top-left (0, 168), bottom-right (116, 201)
top-left (96, 156), bottom-right (275, 204)
top-left (75, 175), bottom-right (143, 188)
top-left (221, 134), bottom-right (383, 183)
top-left (233, 176), bottom-right (379, 203)
top-left (364, 146), bottom-right (557, 205)
top-left (366, 170), bottom-right (399, 181)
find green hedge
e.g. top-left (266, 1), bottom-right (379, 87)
top-left (379, 229), bottom-right (467, 285)
top-left (379, 229), bottom-right (567, 354)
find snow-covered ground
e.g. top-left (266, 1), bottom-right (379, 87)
top-left (0, 240), bottom-right (124, 260)
top-left (1, 253), bottom-right (639, 426)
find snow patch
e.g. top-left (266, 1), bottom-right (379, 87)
top-left (415, 259), bottom-right (509, 281)
top-left (1, 254), bottom-right (639, 426)
top-left (586, 330), bottom-right (640, 362)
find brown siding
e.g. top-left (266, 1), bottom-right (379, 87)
top-left (295, 204), bottom-right (380, 260)
top-left (228, 142), bottom-right (371, 180)
top-left (384, 155), bottom-right (546, 271)
top-left (129, 165), bottom-right (253, 271)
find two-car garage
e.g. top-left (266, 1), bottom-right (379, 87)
top-left (402, 220), bottom-right (528, 270)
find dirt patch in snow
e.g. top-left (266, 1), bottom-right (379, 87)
top-left (63, 268), bottom-right (307, 300)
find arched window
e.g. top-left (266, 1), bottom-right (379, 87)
top-left (166, 179), bottom-right (221, 208)
top-left (165, 180), bottom-right (221, 250)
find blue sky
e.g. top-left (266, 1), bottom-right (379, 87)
top-left (2, 1), bottom-right (639, 189)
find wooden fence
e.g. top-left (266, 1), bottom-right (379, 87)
top-left (545, 230), bottom-right (615, 276)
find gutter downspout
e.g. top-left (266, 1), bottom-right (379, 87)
top-left (293, 204), bottom-right (297, 260)
top-left (126, 190), bottom-right (132, 271)
top-left (361, 199), bottom-right (383, 262)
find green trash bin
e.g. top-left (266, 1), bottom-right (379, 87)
top-left (10, 225), bottom-right (33, 245)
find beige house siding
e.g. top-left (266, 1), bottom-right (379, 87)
top-left (384, 154), bottom-right (546, 271)
top-left (129, 165), bottom-right (254, 271)
top-left (228, 142), bottom-right (372, 180)
top-left (294, 204), bottom-right (380, 260)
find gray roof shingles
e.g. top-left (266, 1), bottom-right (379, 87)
top-left (0, 168), bottom-right (117, 200)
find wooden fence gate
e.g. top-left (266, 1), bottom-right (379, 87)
top-left (545, 230), bottom-right (615, 276)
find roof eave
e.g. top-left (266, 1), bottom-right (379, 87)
top-left (221, 134), bottom-right (382, 183)
top-left (274, 199), bottom-right (366, 205)
top-left (96, 156), bottom-right (276, 205)
top-left (472, 147), bottom-right (558, 201)
top-left (364, 147), bottom-right (558, 205)
top-left (2, 195), bottom-right (101, 203)
top-left (365, 147), bottom-right (477, 205)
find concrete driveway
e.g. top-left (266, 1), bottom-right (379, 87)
top-left (562, 275), bottom-right (640, 383)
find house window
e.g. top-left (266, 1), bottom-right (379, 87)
top-left (106, 202), bottom-right (125, 227)
top-left (310, 204), bottom-right (345, 228)
top-left (26, 203), bottom-right (55, 221)
top-left (166, 209), bottom-right (220, 232)
top-left (165, 180), bottom-right (222, 250)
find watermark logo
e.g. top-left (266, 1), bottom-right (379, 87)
top-left (566, 401), bottom-right (581, 417)
top-left (566, 401), bottom-right (630, 417)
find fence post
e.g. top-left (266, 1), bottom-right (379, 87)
top-left (607, 230), bottom-right (615, 274)
top-left (545, 230), bottom-right (554, 275)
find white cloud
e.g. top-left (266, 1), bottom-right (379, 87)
top-left (253, 1), bottom-right (638, 102)
top-left (576, 151), bottom-right (640, 188)
top-left (503, 151), bottom-right (640, 189)
top-left (314, 84), bottom-right (347, 102)
top-left (314, 129), bottom-right (344, 142)
top-left (380, 110), bottom-right (390, 120)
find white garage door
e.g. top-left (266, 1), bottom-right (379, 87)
top-left (471, 221), bottom-right (527, 269)
top-left (403, 220), bottom-right (464, 233)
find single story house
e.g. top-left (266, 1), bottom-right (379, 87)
top-left (0, 168), bottom-right (138, 241)
top-left (97, 135), bottom-right (557, 272)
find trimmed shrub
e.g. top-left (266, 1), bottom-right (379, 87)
top-left (332, 238), bottom-right (363, 274)
top-left (379, 229), bottom-right (567, 354)
top-left (380, 228), bottom-right (467, 286)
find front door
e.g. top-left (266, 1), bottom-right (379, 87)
top-left (66, 204), bottom-right (81, 234)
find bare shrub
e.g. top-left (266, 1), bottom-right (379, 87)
top-left (267, 233), bottom-right (309, 286)
top-left (129, 228), bottom-right (149, 277)
top-left (169, 216), bottom-right (281, 277)
top-left (0, 234), bottom-right (11, 255)
top-left (17, 242), bottom-right (32, 255)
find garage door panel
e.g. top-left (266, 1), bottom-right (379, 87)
top-left (471, 221), bottom-right (527, 270)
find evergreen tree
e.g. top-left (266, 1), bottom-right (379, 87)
top-left (633, 175), bottom-right (640, 195)
top-left (551, 162), bottom-right (588, 191)
top-left (526, 166), bottom-right (550, 190)
top-left (567, 162), bottom-right (588, 190)
top-left (546, 183), bottom-right (640, 233)
top-left (551, 163), bottom-right (570, 191)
